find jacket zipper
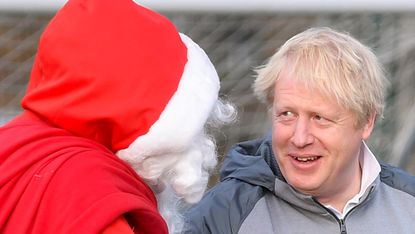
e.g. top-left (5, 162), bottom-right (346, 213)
top-left (312, 198), bottom-right (348, 234)
top-left (339, 219), bottom-right (347, 234)
top-left (312, 186), bottom-right (375, 234)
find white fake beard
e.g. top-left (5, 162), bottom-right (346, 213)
top-left (144, 134), bottom-right (217, 233)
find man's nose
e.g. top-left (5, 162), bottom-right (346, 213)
top-left (290, 118), bottom-right (314, 148)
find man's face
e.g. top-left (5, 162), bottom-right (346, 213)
top-left (271, 70), bottom-right (374, 203)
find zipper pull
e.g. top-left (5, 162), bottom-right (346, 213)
top-left (340, 219), bottom-right (347, 234)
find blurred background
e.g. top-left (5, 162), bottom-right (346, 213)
top-left (0, 1), bottom-right (414, 183)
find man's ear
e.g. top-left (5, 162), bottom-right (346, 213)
top-left (362, 113), bottom-right (376, 140)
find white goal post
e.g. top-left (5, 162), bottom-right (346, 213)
top-left (0, 0), bottom-right (415, 12)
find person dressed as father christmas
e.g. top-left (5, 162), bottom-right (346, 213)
top-left (0, 0), bottom-right (235, 233)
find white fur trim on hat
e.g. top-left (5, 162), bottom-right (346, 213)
top-left (116, 33), bottom-right (220, 169)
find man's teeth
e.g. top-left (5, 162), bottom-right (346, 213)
top-left (295, 156), bottom-right (318, 162)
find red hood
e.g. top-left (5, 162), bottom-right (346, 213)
top-left (22, 0), bottom-right (187, 152)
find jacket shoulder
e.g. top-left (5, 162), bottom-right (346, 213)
top-left (380, 162), bottom-right (415, 196)
top-left (183, 178), bottom-right (266, 234)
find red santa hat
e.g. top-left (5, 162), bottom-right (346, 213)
top-left (22, 0), bottom-right (220, 156)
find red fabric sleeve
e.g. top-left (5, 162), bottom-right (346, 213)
top-left (0, 117), bottom-right (168, 234)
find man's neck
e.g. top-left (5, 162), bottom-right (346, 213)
top-left (318, 150), bottom-right (363, 213)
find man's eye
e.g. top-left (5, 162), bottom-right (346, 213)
top-left (276, 111), bottom-right (295, 121)
top-left (313, 115), bottom-right (330, 124)
top-left (282, 111), bottom-right (294, 117)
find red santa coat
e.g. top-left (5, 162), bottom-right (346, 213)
top-left (0, 0), bottom-right (224, 230)
top-left (0, 113), bottom-right (167, 233)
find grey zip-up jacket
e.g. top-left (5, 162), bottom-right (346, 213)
top-left (183, 134), bottom-right (415, 234)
